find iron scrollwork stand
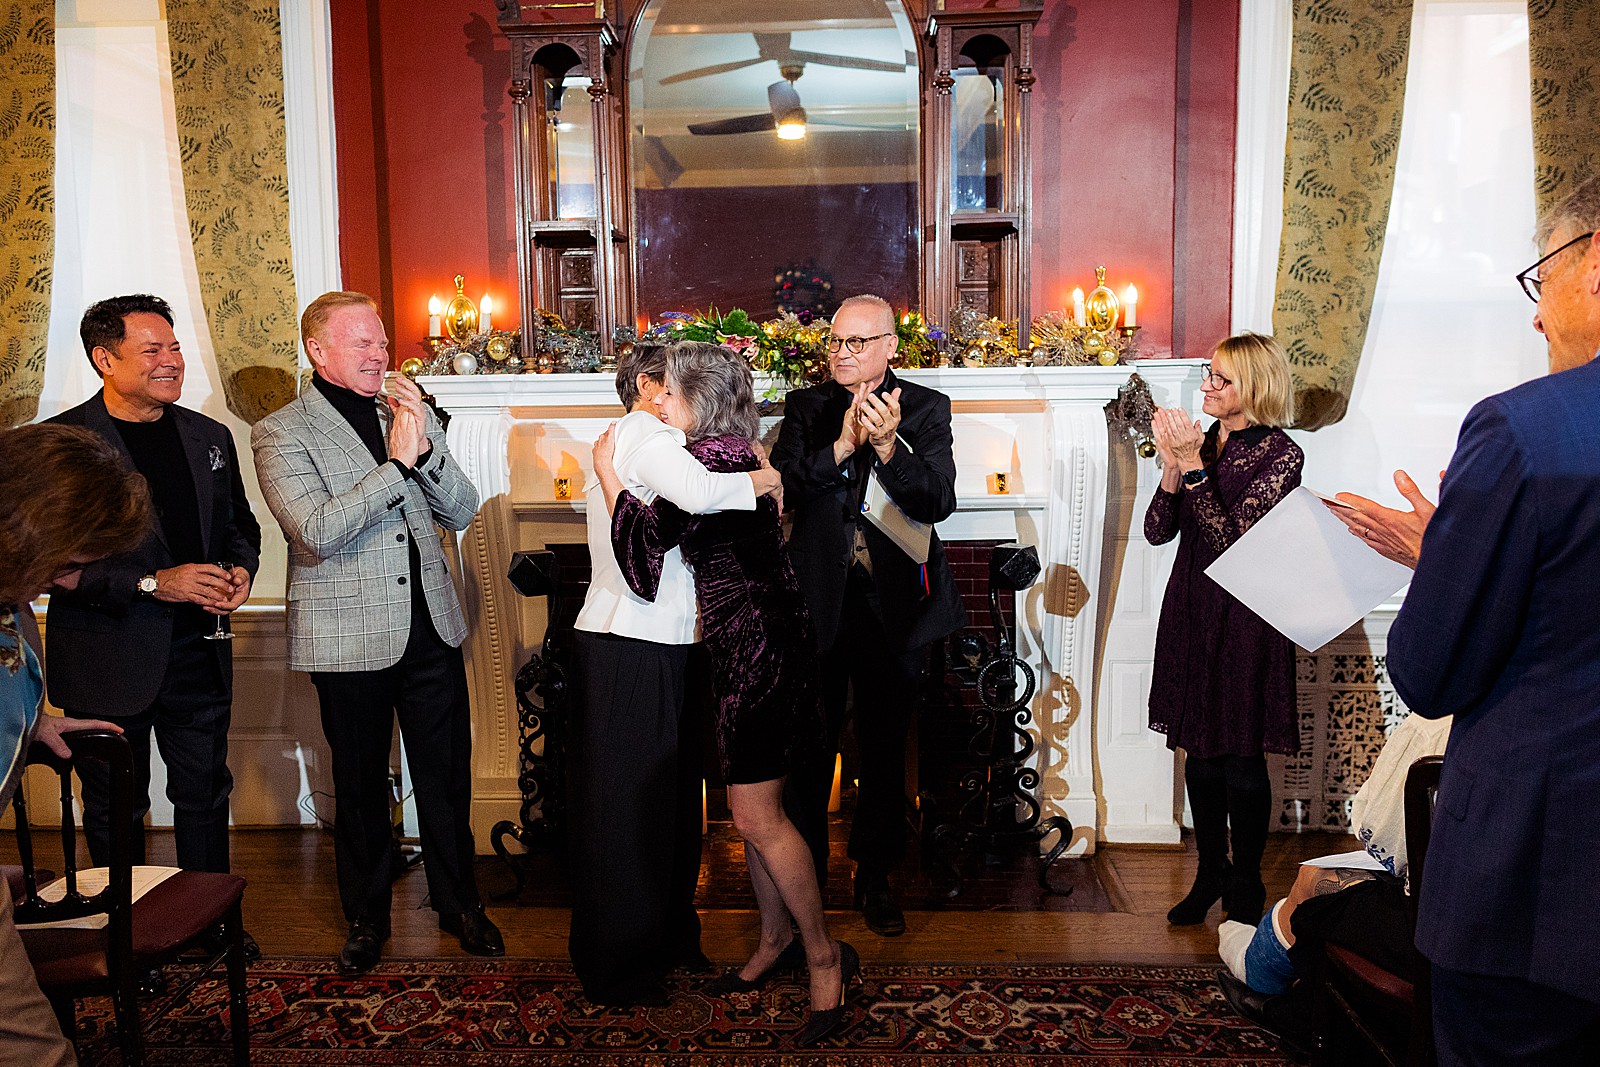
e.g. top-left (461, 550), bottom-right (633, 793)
top-left (490, 550), bottom-right (568, 899)
top-left (931, 542), bottom-right (1074, 898)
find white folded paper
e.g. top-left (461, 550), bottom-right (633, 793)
top-left (17, 865), bottom-right (181, 930)
top-left (1300, 849), bottom-right (1388, 872)
top-left (1204, 487), bottom-right (1413, 652)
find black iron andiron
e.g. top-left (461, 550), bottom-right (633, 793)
top-left (490, 550), bottom-right (569, 898)
top-left (931, 542), bottom-right (1074, 897)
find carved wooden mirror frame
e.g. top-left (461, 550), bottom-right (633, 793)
top-left (495, 0), bottom-right (1041, 347)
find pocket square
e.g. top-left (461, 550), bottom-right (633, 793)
top-left (208, 445), bottom-right (226, 471)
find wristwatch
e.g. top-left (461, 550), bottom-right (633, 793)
top-left (138, 574), bottom-right (159, 597)
top-left (1181, 468), bottom-right (1209, 488)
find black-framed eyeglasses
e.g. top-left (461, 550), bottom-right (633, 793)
top-left (1201, 364), bottom-right (1232, 389)
top-left (1517, 231), bottom-right (1595, 303)
top-left (827, 332), bottom-right (892, 354)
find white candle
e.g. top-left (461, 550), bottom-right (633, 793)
top-left (1122, 285), bottom-right (1138, 328)
top-left (427, 295), bottom-right (441, 336)
top-left (480, 294), bottom-right (493, 333)
top-left (1072, 288), bottom-right (1086, 328)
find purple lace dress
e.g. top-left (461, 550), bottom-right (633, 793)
top-left (612, 434), bottom-right (821, 784)
top-left (1144, 423), bottom-right (1304, 759)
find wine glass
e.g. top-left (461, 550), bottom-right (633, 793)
top-left (204, 561), bottom-right (237, 642)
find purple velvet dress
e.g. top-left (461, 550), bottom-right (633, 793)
top-left (612, 434), bottom-right (821, 785)
top-left (1144, 423), bottom-right (1304, 759)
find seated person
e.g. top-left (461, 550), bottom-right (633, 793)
top-left (1219, 710), bottom-right (1451, 995)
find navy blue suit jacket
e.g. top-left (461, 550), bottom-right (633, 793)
top-left (1389, 356), bottom-right (1600, 1003)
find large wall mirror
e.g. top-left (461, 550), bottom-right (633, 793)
top-left (628, 0), bottom-right (921, 319)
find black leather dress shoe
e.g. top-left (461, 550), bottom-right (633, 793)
top-left (440, 905), bottom-right (505, 957)
top-left (337, 920), bottom-right (388, 975)
top-left (855, 874), bottom-right (906, 937)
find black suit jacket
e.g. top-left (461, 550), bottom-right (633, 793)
top-left (45, 392), bottom-right (262, 715)
top-left (773, 370), bottom-right (965, 653)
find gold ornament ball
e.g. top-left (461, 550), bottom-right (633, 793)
top-left (485, 334), bottom-right (512, 362)
top-left (1137, 436), bottom-right (1158, 459)
top-left (400, 358), bottom-right (425, 378)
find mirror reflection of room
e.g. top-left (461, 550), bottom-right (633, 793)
top-left (630, 0), bottom-right (921, 317)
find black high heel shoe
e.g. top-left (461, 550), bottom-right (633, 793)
top-left (795, 940), bottom-right (861, 1048)
top-left (704, 937), bottom-right (807, 995)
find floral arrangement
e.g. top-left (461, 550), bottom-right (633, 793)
top-left (1028, 310), bottom-right (1137, 366)
top-left (894, 311), bottom-right (943, 369)
top-left (649, 307), bottom-right (831, 397)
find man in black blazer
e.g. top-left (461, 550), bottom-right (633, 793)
top-left (774, 294), bottom-right (965, 935)
top-left (46, 295), bottom-right (260, 907)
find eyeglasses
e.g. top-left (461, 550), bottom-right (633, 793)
top-left (826, 333), bottom-right (892, 354)
top-left (1516, 231), bottom-right (1595, 303)
top-left (1201, 365), bottom-right (1232, 389)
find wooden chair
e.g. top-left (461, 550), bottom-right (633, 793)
top-left (10, 730), bottom-right (249, 1066)
top-left (1312, 754), bottom-right (1443, 1067)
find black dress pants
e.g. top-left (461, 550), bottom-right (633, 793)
top-left (68, 626), bottom-right (234, 873)
top-left (567, 630), bottom-right (707, 1001)
top-left (784, 568), bottom-right (931, 888)
top-left (310, 612), bottom-right (479, 928)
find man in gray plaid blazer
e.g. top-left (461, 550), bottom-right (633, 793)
top-left (252, 291), bottom-right (502, 974)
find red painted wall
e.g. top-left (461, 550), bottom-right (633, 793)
top-left (331, 0), bottom-right (1238, 362)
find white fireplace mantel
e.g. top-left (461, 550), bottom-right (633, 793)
top-left (428, 361), bottom-right (1207, 851)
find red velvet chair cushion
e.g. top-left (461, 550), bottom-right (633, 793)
top-left (18, 870), bottom-right (245, 988)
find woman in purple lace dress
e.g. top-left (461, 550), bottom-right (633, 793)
top-left (1145, 332), bottom-right (1303, 928)
top-left (593, 342), bottom-right (857, 1046)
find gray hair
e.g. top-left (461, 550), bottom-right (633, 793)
top-left (615, 341), bottom-right (668, 410)
top-left (1535, 172), bottom-right (1600, 249)
top-left (833, 293), bottom-right (896, 333)
top-left (665, 341), bottom-right (760, 442)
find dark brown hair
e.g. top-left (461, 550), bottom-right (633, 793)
top-left (0, 424), bottom-right (152, 605)
top-left (615, 341), bottom-right (669, 410)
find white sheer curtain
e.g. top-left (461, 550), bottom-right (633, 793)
top-left (1235, 0), bottom-right (1546, 508)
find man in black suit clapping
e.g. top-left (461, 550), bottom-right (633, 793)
top-left (774, 294), bottom-right (965, 936)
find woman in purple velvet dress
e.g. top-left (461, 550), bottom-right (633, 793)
top-left (1145, 332), bottom-right (1303, 929)
top-left (593, 342), bottom-right (858, 1047)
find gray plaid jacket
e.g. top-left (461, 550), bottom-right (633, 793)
top-left (251, 386), bottom-right (478, 672)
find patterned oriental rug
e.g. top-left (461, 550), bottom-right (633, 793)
top-left (75, 958), bottom-right (1295, 1065)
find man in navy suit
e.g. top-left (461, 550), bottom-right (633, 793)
top-left (1339, 175), bottom-right (1600, 1063)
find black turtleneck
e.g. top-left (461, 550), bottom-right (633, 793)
top-left (313, 373), bottom-right (386, 465)
top-left (313, 372), bottom-right (429, 610)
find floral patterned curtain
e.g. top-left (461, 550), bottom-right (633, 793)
top-left (1528, 0), bottom-right (1600, 214)
top-left (165, 0), bottom-right (299, 424)
top-left (0, 2), bottom-right (55, 428)
top-left (1272, 0), bottom-right (1414, 431)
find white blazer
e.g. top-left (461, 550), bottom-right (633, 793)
top-left (575, 410), bottom-right (755, 644)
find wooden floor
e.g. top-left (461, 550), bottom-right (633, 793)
top-left (7, 826), bottom-right (1354, 969)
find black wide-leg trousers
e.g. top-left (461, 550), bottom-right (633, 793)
top-left (567, 630), bottom-right (706, 1001)
top-left (310, 613), bottom-right (480, 929)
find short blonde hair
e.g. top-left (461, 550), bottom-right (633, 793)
top-left (1211, 332), bottom-right (1295, 428)
top-left (301, 291), bottom-right (378, 349)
